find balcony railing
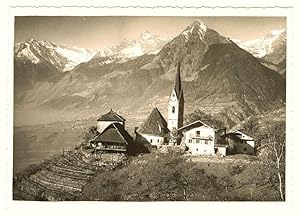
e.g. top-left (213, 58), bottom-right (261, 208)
top-left (190, 135), bottom-right (213, 140)
top-left (96, 145), bottom-right (126, 152)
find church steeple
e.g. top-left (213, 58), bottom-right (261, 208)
top-left (175, 62), bottom-right (182, 97)
top-left (167, 62), bottom-right (184, 131)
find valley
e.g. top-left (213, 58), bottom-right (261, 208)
top-left (13, 18), bottom-right (286, 201)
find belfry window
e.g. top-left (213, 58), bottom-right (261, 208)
top-left (172, 106), bottom-right (175, 113)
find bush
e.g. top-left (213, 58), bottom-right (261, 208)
top-left (229, 165), bottom-right (244, 176)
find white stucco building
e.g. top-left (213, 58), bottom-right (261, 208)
top-left (178, 120), bottom-right (226, 156)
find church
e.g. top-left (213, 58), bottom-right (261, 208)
top-left (135, 62), bottom-right (238, 156)
top-left (91, 62), bottom-right (256, 156)
top-left (135, 62), bottom-right (184, 148)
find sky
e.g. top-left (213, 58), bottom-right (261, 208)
top-left (15, 16), bottom-right (286, 49)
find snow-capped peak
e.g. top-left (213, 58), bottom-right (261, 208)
top-left (271, 29), bottom-right (285, 36)
top-left (182, 19), bottom-right (207, 39)
top-left (234, 28), bottom-right (286, 58)
top-left (15, 39), bottom-right (98, 71)
top-left (140, 31), bottom-right (154, 40)
top-left (192, 19), bottom-right (208, 31)
top-left (93, 31), bottom-right (173, 62)
top-left (180, 19), bottom-right (230, 46)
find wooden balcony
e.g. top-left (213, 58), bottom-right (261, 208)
top-left (95, 145), bottom-right (126, 152)
top-left (190, 135), bottom-right (213, 140)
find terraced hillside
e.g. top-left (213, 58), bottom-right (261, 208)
top-left (13, 148), bottom-right (127, 201)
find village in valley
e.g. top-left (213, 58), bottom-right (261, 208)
top-left (13, 17), bottom-right (286, 201)
top-left (89, 62), bottom-right (256, 157)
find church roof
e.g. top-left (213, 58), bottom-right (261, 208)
top-left (137, 107), bottom-right (169, 136)
top-left (97, 109), bottom-right (126, 122)
top-left (92, 123), bottom-right (132, 144)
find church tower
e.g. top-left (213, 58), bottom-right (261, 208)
top-left (168, 62), bottom-right (184, 131)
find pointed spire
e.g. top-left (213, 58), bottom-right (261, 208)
top-left (175, 61), bottom-right (182, 97)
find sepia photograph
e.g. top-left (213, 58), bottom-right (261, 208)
top-left (13, 16), bottom-right (286, 201)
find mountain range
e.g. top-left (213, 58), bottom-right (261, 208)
top-left (234, 29), bottom-right (286, 77)
top-left (14, 20), bottom-right (286, 128)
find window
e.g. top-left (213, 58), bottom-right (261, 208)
top-left (196, 148), bottom-right (198, 151)
top-left (188, 139), bottom-right (192, 143)
top-left (157, 138), bottom-right (160, 143)
top-left (150, 139), bottom-right (153, 143)
top-left (244, 147), bottom-right (247, 152)
top-left (172, 106), bottom-right (175, 113)
top-left (196, 131), bottom-right (200, 136)
top-left (205, 140), bottom-right (208, 144)
top-left (196, 139), bottom-right (200, 144)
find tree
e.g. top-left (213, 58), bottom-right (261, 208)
top-left (263, 120), bottom-right (285, 200)
top-left (241, 116), bottom-right (264, 154)
top-left (242, 117), bottom-right (260, 136)
top-left (81, 126), bottom-right (99, 145)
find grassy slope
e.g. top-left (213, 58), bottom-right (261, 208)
top-left (13, 144), bottom-right (281, 201)
top-left (80, 152), bottom-right (281, 201)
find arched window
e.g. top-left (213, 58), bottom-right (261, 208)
top-left (172, 106), bottom-right (175, 113)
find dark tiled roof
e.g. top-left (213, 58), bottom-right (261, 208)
top-left (137, 107), bottom-right (169, 136)
top-left (97, 109), bottom-right (126, 122)
top-left (92, 123), bottom-right (132, 144)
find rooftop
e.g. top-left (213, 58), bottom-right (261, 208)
top-left (92, 123), bottom-right (132, 144)
top-left (97, 109), bottom-right (126, 122)
top-left (137, 107), bottom-right (169, 136)
top-left (179, 119), bottom-right (225, 132)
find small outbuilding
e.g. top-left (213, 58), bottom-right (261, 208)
top-left (90, 123), bottom-right (134, 153)
top-left (224, 129), bottom-right (255, 155)
top-left (96, 109), bottom-right (126, 134)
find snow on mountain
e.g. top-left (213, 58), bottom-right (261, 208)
top-left (15, 39), bottom-right (97, 71)
top-left (93, 31), bottom-right (173, 62)
top-left (233, 29), bottom-right (286, 58)
top-left (15, 31), bottom-right (172, 71)
top-left (15, 19), bottom-right (286, 127)
top-left (181, 19), bottom-right (207, 40)
top-left (180, 19), bottom-right (231, 45)
top-left (155, 19), bottom-right (232, 81)
top-left (54, 45), bottom-right (98, 71)
top-left (16, 41), bottom-right (41, 64)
